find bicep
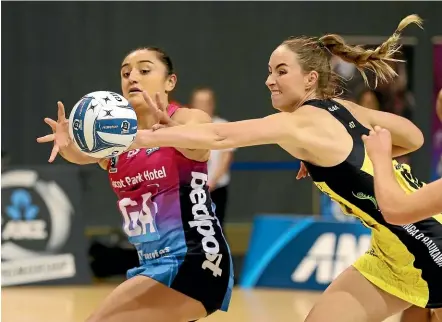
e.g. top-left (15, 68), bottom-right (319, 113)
top-left (361, 105), bottom-right (423, 150)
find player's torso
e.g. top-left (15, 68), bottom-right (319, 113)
top-left (107, 146), bottom-right (210, 255)
top-left (303, 99), bottom-right (442, 270)
top-left (108, 147), bottom-right (177, 195)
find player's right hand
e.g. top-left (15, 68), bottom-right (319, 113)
top-left (362, 125), bottom-right (393, 163)
top-left (142, 91), bottom-right (179, 128)
top-left (36, 101), bottom-right (71, 163)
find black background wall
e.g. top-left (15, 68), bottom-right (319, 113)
top-left (3, 2), bottom-right (441, 227)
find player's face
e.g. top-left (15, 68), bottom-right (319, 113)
top-left (190, 90), bottom-right (215, 116)
top-left (266, 45), bottom-right (315, 112)
top-left (120, 50), bottom-right (176, 110)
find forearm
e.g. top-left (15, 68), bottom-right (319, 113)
top-left (372, 157), bottom-right (413, 223)
top-left (132, 119), bottom-right (276, 151)
top-left (373, 158), bottom-right (442, 224)
top-left (373, 158), bottom-right (406, 208)
top-left (59, 141), bottom-right (100, 165)
top-left (133, 126), bottom-right (223, 150)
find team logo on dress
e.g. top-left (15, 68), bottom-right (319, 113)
top-left (109, 156), bottom-right (119, 173)
top-left (352, 191), bottom-right (378, 210)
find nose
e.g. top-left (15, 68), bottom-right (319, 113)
top-left (128, 70), bottom-right (139, 84)
top-left (265, 74), bottom-right (275, 88)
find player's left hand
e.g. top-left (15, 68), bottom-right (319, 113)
top-left (37, 101), bottom-right (72, 163)
top-left (362, 126), bottom-right (393, 161)
top-left (142, 91), bottom-right (179, 128)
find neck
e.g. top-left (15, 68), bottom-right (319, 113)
top-left (137, 110), bottom-right (157, 130)
top-left (135, 105), bottom-right (169, 130)
top-left (295, 90), bottom-right (320, 110)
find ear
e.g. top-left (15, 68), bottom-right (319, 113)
top-left (304, 70), bottom-right (319, 89)
top-left (165, 74), bottom-right (177, 93)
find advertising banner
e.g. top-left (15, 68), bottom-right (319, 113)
top-left (240, 215), bottom-right (370, 291)
top-left (1, 166), bottom-right (93, 286)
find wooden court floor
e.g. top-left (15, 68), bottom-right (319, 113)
top-left (2, 285), bottom-right (402, 322)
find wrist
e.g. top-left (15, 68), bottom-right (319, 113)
top-left (372, 156), bottom-right (394, 176)
top-left (129, 133), bottom-right (141, 150)
top-left (170, 120), bottom-right (181, 127)
top-left (130, 130), bottom-right (151, 150)
top-left (59, 138), bottom-right (74, 152)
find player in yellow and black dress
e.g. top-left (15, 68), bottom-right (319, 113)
top-left (128, 14), bottom-right (441, 322)
top-left (364, 128), bottom-right (442, 322)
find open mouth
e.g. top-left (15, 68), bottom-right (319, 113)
top-left (271, 91), bottom-right (282, 96)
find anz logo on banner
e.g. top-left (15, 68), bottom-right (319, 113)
top-left (290, 232), bottom-right (370, 285)
top-left (239, 216), bottom-right (371, 291)
top-left (1, 169), bottom-right (76, 286)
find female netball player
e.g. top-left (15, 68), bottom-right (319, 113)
top-left (129, 14), bottom-right (442, 322)
top-left (364, 125), bottom-right (442, 322)
top-left (37, 47), bottom-right (233, 322)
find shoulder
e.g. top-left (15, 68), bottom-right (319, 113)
top-left (261, 110), bottom-right (316, 140)
top-left (172, 107), bottom-right (212, 124)
top-left (333, 98), bottom-right (373, 124)
top-left (293, 104), bottom-right (331, 125)
top-left (291, 102), bottom-right (352, 134)
top-left (334, 97), bottom-right (373, 116)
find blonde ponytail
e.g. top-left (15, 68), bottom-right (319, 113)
top-left (319, 14), bottom-right (423, 87)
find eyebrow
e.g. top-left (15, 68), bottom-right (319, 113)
top-left (268, 63), bottom-right (289, 70)
top-left (121, 60), bottom-right (154, 69)
top-left (275, 63), bottom-right (288, 69)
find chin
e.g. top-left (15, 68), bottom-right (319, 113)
top-left (127, 94), bottom-right (145, 108)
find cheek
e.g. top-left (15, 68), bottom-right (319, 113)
top-left (121, 79), bottom-right (129, 94)
top-left (140, 74), bottom-right (166, 91)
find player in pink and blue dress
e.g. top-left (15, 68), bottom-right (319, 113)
top-left (37, 47), bottom-right (233, 322)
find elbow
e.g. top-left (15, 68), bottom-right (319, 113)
top-left (412, 129), bottom-right (424, 151)
top-left (407, 123), bottom-right (424, 152)
top-left (381, 206), bottom-right (414, 226)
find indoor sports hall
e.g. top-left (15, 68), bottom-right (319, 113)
top-left (2, 2), bottom-right (442, 322)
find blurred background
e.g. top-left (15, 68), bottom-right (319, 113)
top-left (1, 2), bottom-right (442, 321)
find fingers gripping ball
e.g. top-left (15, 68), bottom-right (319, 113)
top-left (68, 91), bottom-right (138, 158)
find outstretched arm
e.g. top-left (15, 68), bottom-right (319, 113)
top-left (363, 127), bottom-right (442, 225)
top-left (37, 101), bottom-right (103, 166)
top-left (131, 112), bottom-right (303, 151)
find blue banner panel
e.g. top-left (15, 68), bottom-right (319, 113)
top-left (240, 215), bottom-right (370, 291)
